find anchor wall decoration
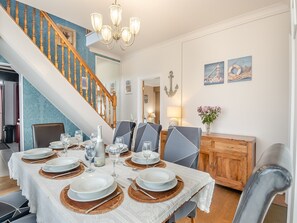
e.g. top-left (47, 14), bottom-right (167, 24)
top-left (164, 71), bottom-right (179, 97)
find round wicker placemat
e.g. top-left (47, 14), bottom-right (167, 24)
top-left (125, 157), bottom-right (166, 170)
top-left (39, 163), bottom-right (85, 180)
top-left (21, 153), bottom-right (58, 164)
top-left (60, 185), bottom-right (124, 214)
top-left (128, 176), bottom-right (184, 203)
top-left (106, 150), bottom-right (132, 158)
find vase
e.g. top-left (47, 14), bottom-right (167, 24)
top-left (205, 123), bottom-right (211, 134)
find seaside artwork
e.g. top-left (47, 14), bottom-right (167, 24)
top-left (228, 56), bottom-right (252, 83)
top-left (204, 61), bottom-right (224, 85)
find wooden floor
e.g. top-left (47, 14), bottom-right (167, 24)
top-left (177, 185), bottom-right (241, 223)
top-left (0, 176), bottom-right (19, 196)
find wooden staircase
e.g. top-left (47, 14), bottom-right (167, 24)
top-left (0, 0), bottom-right (117, 128)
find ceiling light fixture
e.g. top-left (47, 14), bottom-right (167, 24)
top-left (90, 0), bottom-right (140, 50)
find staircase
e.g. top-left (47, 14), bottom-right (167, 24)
top-left (0, 0), bottom-right (117, 143)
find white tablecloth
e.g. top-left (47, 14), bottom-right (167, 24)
top-left (8, 150), bottom-right (215, 223)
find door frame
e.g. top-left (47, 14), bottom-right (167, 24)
top-left (137, 75), bottom-right (161, 125)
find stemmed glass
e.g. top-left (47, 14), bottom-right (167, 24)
top-left (90, 132), bottom-right (97, 146)
top-left (74, 130), bottom-right (83, 145)
top-left (85, 144), bottom-right (96, 173)
top-left (115, 136), bottom-right (124, 152)
top-left (142, 141), bottom-right (152, 168)
top-left (107, 144), bottom-right (121, 178)
top-left (60, 133), bottom-right (70, 156)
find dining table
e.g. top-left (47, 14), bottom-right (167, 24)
top-left (8, 149), bottom-right (215, 223)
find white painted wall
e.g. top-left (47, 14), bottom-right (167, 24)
top-left (121, 7), bottom-right (290, 161)
top-left (95, 56), bottom-right (121, 120)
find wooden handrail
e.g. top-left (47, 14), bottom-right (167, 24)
top-left (40, 11), bottom-right (112, 101)
top-left (1, 0), bottom-right (117, 128)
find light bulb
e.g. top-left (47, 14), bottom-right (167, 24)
top-left (130, 17), bottom-right (140, 35)
top-left (121, 27), bottom-right (132, 43)
top-left (101, 25), bottom-right (112, 42)
top-left (90, 13), bottom-right (102, 32)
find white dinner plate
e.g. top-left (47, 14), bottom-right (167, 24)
top-left (42, 157), bottom-right (79, 173)
top-left (136, 177), bottom-right (178, 192)
top-left (105, 145), bottom-right (128, 154)
top-left (42, 162), bottom-right (80, 173)
top-left (49, 141), bottom-right (63, 148)
top-left (70, 173), bottom-right (114, 199)
top-left (131, 152), bottom-right (160, 165)
top-left (24, 148), bottom-right (52, 158)
top-left (68, 182), bottom-right (117, 202)
top-left (138, 168), bottom-right (176, 187)
top-left (22, 151), bottom-right (55, 160)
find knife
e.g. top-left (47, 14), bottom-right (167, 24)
top-left (51, 170), bottom-right (80, 179)
top-left (85, 191), bottom-right (122, 214)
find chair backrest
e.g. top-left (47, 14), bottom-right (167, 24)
top-left (112, 121), bottom-right (136, 150)
top-left (164, 126), bottom-right (201, 169)
top-left (134, 123), bottom-right (162, 153)
top-left (232, 143), bottom-right (293, 223)
top-left (32, 123), bottom-right (65, 148)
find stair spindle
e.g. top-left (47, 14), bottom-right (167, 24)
top-left (7, 0), bottom-right (11, 15)
top-left (32, 8), bottom-right (36, 44)
top-left (24, 5), bottom-right (28, 34)
top-left (79, 64), bottom-right (83, 95)
top-left (40, 12), bottom-right (44, 52)
top-left (15, 1), bottom-right (19, 24)
top-left (68, 48), bottom-right (71, 83)
top-left (47, 23), bottom-right (51, 60)
top-left (54, 32), bottom-right (58, 67)
top-left (61, 40), bottom-right (65, 75)
top-left (74, 57), bottom-right (77, 89)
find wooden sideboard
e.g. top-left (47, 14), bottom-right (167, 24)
top-left (160, 130), bottom-right (256, 191)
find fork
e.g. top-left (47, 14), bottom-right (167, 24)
top-left (129, 180), bottom-right (156, 199)
top-left (122, 163), bottom-right (139, 171)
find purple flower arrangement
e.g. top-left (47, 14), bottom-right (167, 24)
top-left (197, 106), bottom-right (221, 125)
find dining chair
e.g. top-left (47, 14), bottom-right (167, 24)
top-left (112, 121), bottom-right (136, 150)
top-left (0, 190), bottom-right (30, 222)
top-left (11, 213), bottom-right (36, 223)
top-left (32, 123), bottom-right (65, 148)
top-left (164, 126), bottom-right (202, 223)
top-left (232, 143), bottom-right (293, 223)
top-left (134, 122), bottom-right (162, 153)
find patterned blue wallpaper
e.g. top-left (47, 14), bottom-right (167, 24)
top-left (23, 78), bottom-right (80, 150)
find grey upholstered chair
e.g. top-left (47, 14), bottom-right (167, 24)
top-left (0, 190), bottom-right (30, 222)
top-left (232, 143), bottom-right (293, 223)
top-left (164, 126), bottom-right (202, 223)
top-left (134, 122), bottom-right (162, 153)
top-left (11, 213), bottom-right (36, 223)
top-left (112, 121), bottom-right (136, 150)
top-left (32, 123), bottom-right (65, 148)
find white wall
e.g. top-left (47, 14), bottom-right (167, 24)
top-left (121, 7), bottom-right (290, 161)
top-left (4, 81), bottom-right (17, 125)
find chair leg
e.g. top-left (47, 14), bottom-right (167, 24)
top-left (191, 218), bottom-right (195, 223)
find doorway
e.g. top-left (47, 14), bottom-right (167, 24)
top-left (142, 78), bottom-right (160, 124)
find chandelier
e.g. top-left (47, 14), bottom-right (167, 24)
top-left (91, 0), bottom-right (140, 50)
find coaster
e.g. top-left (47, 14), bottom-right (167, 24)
top-left (125, 157), bottom-right (166, 170)
top-left (39, 163), bottom-right (84, 180)
top-left (60, 185), bottom-right (124, 214)
top-left (21, 153), bottom-right (58, 164)
top-left (128, 176), bottom-right (184, 203)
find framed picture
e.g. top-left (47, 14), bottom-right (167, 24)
top-left (204, 61), bottom-right (224, 85)
top-left (57, 24), bottom-right (76, 48)
top-left (81, 76), bottom-right (88, 90)
top-left (125, 80), bottom-right (132, 94)
top-left (228, 56), bottom-right (252, 83)
top-left (110, 82), bottom-right (116, 94)
top-left (144, 95), bottom-right (148, 103)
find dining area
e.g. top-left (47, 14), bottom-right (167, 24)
top-left (4, 121), bottom-right (215, 223)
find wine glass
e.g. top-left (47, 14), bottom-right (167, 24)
top-left (115, 136), bottom-right (124, 152)
top-left (85, 144), bottom-right (96, 173)
top-left (107, 144), bottom-right (121, 178)
top-left (74, 130), bottom-right (83, 145)
top-left (90, 132), bottom-right (97, 147)
top-left (142, 141), bottom-right (152, 168)
top-left (60, 133), bottom-right (70, 156)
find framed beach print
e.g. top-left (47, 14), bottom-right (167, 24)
top-left (57, 24), bottom-right (76, 48)
top-left (228, 56), bottom-right (252, 83)
top-left (125, 80), bottom-right (132, 94)
top-left (204, 61), bottom-right (224, 85)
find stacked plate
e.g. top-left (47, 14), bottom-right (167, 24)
top-left (42, 157), bottom-right (80, 173)
top-left (136, 168), bottom-right (177, 192)
top-left (131, 152), bottom-right (160, 165)
top-left (49, 141), bottom-right (64, 150)
top-left (68, 173), bottom-right (117, 202)
top-left (23, 148), bottom-right (54, 160)
top-left (105, 144), bottom-right (128, 154)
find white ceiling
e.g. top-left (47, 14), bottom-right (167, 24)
top-left (19, 0), bottom-right (289, 58)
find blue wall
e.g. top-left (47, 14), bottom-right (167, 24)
top-left (23, 78), bottom-right (80, 150)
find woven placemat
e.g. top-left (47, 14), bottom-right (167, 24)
top-left (39, 163), bottom-right (85, 180)
top-left (128, 176), bottom-right (184, 203)
top-left (125, 157), bottom-right (166, 170)
top-left (21, 153), bottom-right (58, 164)
top-left (60, 185), bottom-right (124, 214)
top-left (106, 150), bottom-right (132, 158)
